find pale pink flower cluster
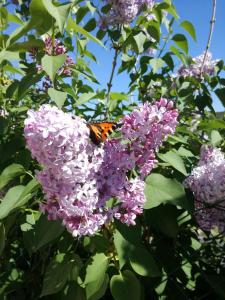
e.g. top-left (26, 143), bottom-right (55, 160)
top-left (184, 146), bottom-right (225, 234)
top-left (101, 0), bottom-right (155, 26)
top-left (176, 52), bottom-right (219, 78)
top-left (121, 98), bottom-right (178, 177)
top-left (24, 100), bottom-right (178, 236)
top-left (24, 105), bottom-right (106, 236)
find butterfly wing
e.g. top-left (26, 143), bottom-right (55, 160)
top-left (87, 122), bottom-right (117, 145)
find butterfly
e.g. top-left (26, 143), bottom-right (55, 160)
top-left (87, 121), bottom-right (117, 145)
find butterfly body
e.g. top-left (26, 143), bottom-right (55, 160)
top-left (87, 121), bottom-right (117, 145)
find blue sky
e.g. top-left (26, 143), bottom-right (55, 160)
top-left (89, 0), bottom-right (225, 111)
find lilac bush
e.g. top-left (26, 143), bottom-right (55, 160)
top-left (184, 146), bottom-right (225, 234)
top-left (176, 51), bottom-right (219, 78)
top-left (24, 99), bottom-right (178, 236)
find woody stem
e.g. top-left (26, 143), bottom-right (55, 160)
top-left (105, 48), bottom-right (119, 119)
top-left (200, 0), bottom-right (217, 78)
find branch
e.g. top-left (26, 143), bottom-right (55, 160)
top-left (105, 47), bottom-right (119, 119)
top-left (200, 0), bottom-right (217, 77)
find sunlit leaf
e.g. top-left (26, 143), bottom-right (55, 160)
top-left (48, 88), bottom-right (67, 108)
top-left (43, 1), bottom-right (71, 34)
top-left (180, 20), bottom-right (197, 42)
top-left (144, 173), bottom-right (189, 210)
top-left (172, 34), bottom-right (188, 54)
top-left (0, 164), bottom-right (25, 189)
top-left (158, 150), bottom-right (187, 175)
top-left (41, 54), bottom-right (66, 82)
top-left (67, 18), bottom-right (104, 47)
top-left (110, 270), bottom-right (141, 300)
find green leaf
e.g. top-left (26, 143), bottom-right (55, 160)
top-left (170, 45), bottom-right (187, 64)
top-left (211, 130), bottom-right (223, 146)
top-left (7, 39), bottom-right (44, 52)
top-left (0, 164), bottom-right (25, 189)
top-left (180, 20), bottom-right (197, 42)
top-left (150, 58), bottom-right (165, 73)
top-left (110, 92), bottom-right (128, 101)
top-left (177, 146), bottom-right (194, 158)
top-left (67, 18), bottom-right (104, 47)
top-left (5, 20), bottom-right (35, 47)
top-left (114, 229), bottom-right (133, 269)
top-left (0, 50), bottom-right (20, 64)
top-left (199, 119), bottom-right (225, 130)
top-left (0, 223), bottom-right (5, 255)
top-left (145, 205), bottom-right (179, 238)
top-left (147, 22), bottom-right (160, 43)
top-left (85, 253), bottom-right (109, 284)
top-left (71, 66), bottom-right (99, 84)
top-left (41, 253), bottom-right (79, 296)
top-left (130, 246), bottom-right (161, 277)
top-left (110, 270), bottom-right (141, 300)
top-left (215, 88), bottom-right (225, 106)
top-left (0, 185), bottom-right (25, 220)
top-left (7, 12), bottom-right (23, 25)
top-left (76, 6), bottom-right (89, 24)
top-left (172, 34), bottom-right (188, 54)
top-left (0, 179), bottom-right (39, 220)
top-left (23, 214), bottom-right (64, 252)
top-left (43, 1), bottom-right (71, 34)
top-left (0, 117), bottom-right (9, 135)
top-left (86, 275), bottom-right (109, 300)
top-left (16, 178), bottom-right (39, 205)
top-left (133, 32), bottom-right (146, 53)
top-left (144, 173), bottom-right (189, 210)
top-left (17, 73), bottom-right (43, 100)
top-left (166, 4), bottom-right (179, 19)
top-left (84, 18), bottom-right (96, 32)
top-left (114, 222), bottom-right (142, 269)
top-left (41, 54), bottom-right (67, 82)
top-left (76, 92), bottom-right (97, 106)
top-left (30, 0), bottom-right (53, 34)
top-left (62, 283), bottom-right (86, 300)
top-left (158, 150), bottom-right (187, 175)
top-left (48, 88), bottom-right (67, 108)
top-left (85, 253), bottom-right (109, 300)
top-left (3, 64), bottom-right (25, 75)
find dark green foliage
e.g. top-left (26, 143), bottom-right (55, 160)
top-left (0, 0), bottom-right (225, 299)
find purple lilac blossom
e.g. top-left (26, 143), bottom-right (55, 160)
top-left (100, 0), bottom-right (155, 26)
top-left (24, 105), bottom-right (106, 237)
top-left (121, 98), bottom-right (178, 177)
top-left (184, 145), bottom-right (225, 234)
top-left (176, 52), bottom-right (219, 78)
top-left (24, 100), bottom-right (178, 237)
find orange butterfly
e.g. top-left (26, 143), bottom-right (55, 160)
top-left (87, 121), bottom-right (117, 145)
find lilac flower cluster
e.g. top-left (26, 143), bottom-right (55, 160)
top-left (121, 98), bottom-right (178, 177)
top-left (176, 52), bottom-right (219, 78)
top-left (184, 146), bottom-right (225, 234)
top-left (24, 105), bottom-right (106, 236)
top-left (24, 100), bottom-right (178, 236)
top-left (101, 0), bottom-right (155, 26)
